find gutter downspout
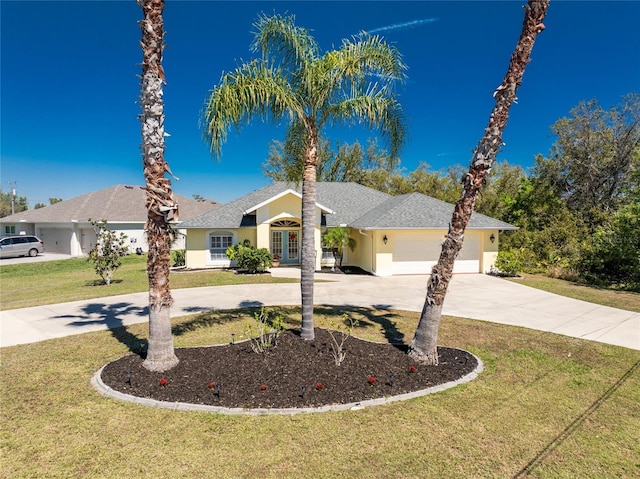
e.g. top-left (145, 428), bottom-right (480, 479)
top-left (358, 229), bottom-right (375, 275)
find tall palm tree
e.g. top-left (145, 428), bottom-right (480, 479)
top-left (202, 13), bottom-right (406, 340)
top-left (408, 0), bottom-right (550, 365)
top-left (139, 0), bottom-right (179, 371)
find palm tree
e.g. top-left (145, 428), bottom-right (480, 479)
top-left (323, 227), bottom-right (356, 270)
top-left (408, 0), bottom-right (550, 365)
top-left (202, 13), bottom-right (406, 340)
top-left (138, 0), bottom-right (179, 372)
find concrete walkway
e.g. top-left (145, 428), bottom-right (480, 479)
top-left (1, 269), bottom-right (638, 350)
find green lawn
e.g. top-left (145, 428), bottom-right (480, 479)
top-left (1, 307), bottom-right (638, 478)
top-left (510, 273), bottom-right (640, 313)
top-left (0, 254), bottom-right (296, 311)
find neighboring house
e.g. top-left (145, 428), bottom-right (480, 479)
top-left (0, 185), bottom-right (219, 256)
top-left (180, 182), bottom-right (517, 276)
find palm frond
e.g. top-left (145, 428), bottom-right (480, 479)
top-left (251, 13), bottom-right (319, 73)
top-left (331, 33), bottom-right (408, 87)
top-left (201, 60), bottom-right (301, 157)
top-left (328, 94), bottom-right (406, 158)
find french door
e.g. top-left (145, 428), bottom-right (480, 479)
top-left (271, 230), bottom-right (299, 264)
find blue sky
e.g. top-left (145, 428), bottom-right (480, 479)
top-left (2, 1), bottom-right (639, 207)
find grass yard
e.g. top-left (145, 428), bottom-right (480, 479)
top-left (1, 307), bottom-right (639, 478)
top-left (0, 254), bottom-right (296, 311)
top-left (511, 274), bottom-right (640, 313)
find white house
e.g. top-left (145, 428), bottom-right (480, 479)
top-left (0, 185), bottom-right (219, 256)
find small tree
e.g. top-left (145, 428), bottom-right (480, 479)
top-left (88, 219), bottom-right (129, 285)
top-left (323, 227), bottom-right (355, 269)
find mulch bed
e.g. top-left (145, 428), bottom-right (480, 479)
top-left (100, 329), bottom-right (478, 409)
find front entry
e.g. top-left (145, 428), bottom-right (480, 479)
top-left (271, 230), bottom-right (299, 264)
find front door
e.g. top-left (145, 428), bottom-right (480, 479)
top-left (271, 230), bottom-right (299, 264)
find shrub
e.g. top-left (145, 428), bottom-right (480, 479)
top-left (494, 249), bottom-right (523, 276)
top-left (225, 240), bottom-right (273, 273)
top-left (246, 307), bottom-right (284, 354)
top-left (172, 249), bottom-right (186, 267)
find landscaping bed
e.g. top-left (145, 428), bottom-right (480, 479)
top-left (100, 328), bottom-right (478, 409)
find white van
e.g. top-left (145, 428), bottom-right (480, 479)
top-left (0, 235), bottom-right (45, 258)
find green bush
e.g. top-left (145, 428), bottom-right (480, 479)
top-left (172, 249), bottom-right (186, 267)
top-left (494, 248), bottom-right (535, 277)
top-left (225, 240), bottom-right (273, 273)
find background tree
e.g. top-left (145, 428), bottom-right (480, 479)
top-left (0, 189), bottom-right (28, 217)
top-left (87, 220), bottom-right (129, 285)
top-left (263, 122), bottom-right (396, 184)
top-left (323, 227), bottom-right (355, 269)
top-left (202, 13), bottom-right (406, 340)
top-left (35, 197), bottom-right (63, 209)
top-left (138, 0), bottom-right (179, 372)
top-left (579, 201), bottom-right (640, 288)
top-left (408, 0), bottom-right (550, 364)
top-left (533, 94), bottom-right (640, 230)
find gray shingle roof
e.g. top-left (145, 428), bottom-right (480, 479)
top-left (0, 185), bottom-right (219, 224)
top-left (180, 182), bottom-right (516, 231)
top-left (350, 192), bottom-right (517, 230)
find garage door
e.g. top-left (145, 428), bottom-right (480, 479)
top-left (39, 228), bottom-right (72, 254)
top-left (391, 232), bottom-right (480, 275)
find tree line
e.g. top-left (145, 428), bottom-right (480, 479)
top-left (265, 93), bottom-right (640, 291)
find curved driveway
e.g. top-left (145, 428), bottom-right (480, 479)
top-left (1, 269), bottom-right (638, 350)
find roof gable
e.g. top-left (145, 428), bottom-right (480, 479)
top-left (243, 189), bottom-right (334, 215)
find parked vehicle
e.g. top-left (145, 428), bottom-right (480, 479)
top-left (0, 235), bottom-right (45, 258)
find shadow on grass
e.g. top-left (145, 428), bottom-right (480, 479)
top-left (314, 304), bottom-right (406, 347)
top-left (84, 279), bottom-right (124, 287)
top-left (170, 304), bottom-right (405, 349)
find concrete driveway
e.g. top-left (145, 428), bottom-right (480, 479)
top-left (0, 253), bottom-right (73, 265)
top-left (1, 270), bottom-right (638, 350)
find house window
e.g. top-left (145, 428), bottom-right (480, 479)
top-left (209, 232), bottom-right (234, 261)
top-left (4, 225), bottom-right (16, 235)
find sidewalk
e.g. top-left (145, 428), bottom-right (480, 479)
top-left (1, 270), bottom-right (638, 350)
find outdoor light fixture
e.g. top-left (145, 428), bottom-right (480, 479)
top-left (383, 235), bottom-right (388, 245)
top-left (490, 233), bottom-right (496, 244)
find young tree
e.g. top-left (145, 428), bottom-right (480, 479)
top-left (202, 13), bottom-right (406, 340)
top-left (323, 227), bottom-right (356, 269)
top-left (138, 0), bottom-right (179, 372)
top-left (408, 0), bottom-right (550, 364)
top-left (87, 220), bottom-right (129, 285)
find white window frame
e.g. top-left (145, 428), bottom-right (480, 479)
top-left (207, 231), bottom-right (235, 265)
top-left (4, 225), bottom-right (16, 235)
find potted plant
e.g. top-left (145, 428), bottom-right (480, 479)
top-left (272, 254), bottom-right (280, 267)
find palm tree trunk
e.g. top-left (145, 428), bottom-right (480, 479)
top-left (300, 121), bottom-right (319, 340)
top-left (408, 0), bottom-right (550, 365)
top-left (139, 0), bottom-right (179, 372)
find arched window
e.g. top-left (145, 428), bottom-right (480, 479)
top-left (271, 219), bottom-right (300, 228)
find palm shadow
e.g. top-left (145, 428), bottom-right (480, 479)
top-left (57, 302), bottom-right (148, 355)
top-left (314, 304), bottom-right (406, 350)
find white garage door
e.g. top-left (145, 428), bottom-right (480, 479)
top-left (39, 228), bottom-right (72, 254)
top-left (392, 232), bottom-right (480, 275)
